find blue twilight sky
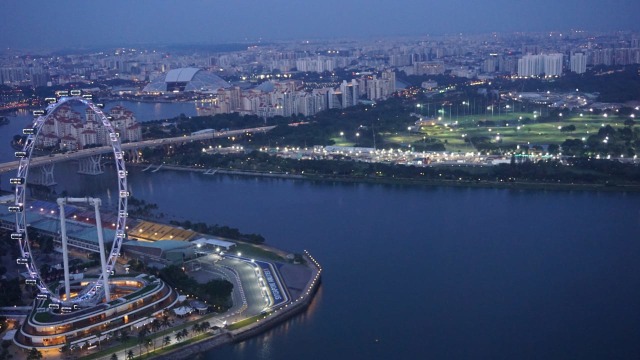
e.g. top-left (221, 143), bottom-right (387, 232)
top-left (1, 0), bottom-right (639, 51)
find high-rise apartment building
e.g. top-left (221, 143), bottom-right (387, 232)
top-left (518, 54), bottom-right (563, 77)
top-left (544, 54), bottom-right (564, 76)
top-left (517, 55), bottom-right (545, 77)
top-left (570, 53), bottom-right (587, 74)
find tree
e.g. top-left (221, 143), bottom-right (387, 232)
top-left (127, 349), bottom-right (134, 360)
top-left (137, 328), bottom-right (148, 356)
top-left (26, 348), bottom-right (42, 360)
top-left (59, 341), bottom-right (70, 357)
top-left (92, 329), bottom-right (102, 348)
top-left (200, 321), bottom-right (211, 333)
top-left (548, 144), bottom-right (560, 155)
top-left (561, 138), bottom-right (585, 156)
top-left (110, 354), bottom-right (118, 360)
top-left (151, 319), bottom-right (161, 333)
top-left (175, 332), bottom-right (183, 342)
top-left (161, 314), bottom-right (171, 328)
top-left (144, 339), bottom-right (152, 354)
top-left (163, 336), bottom-right (171, 348)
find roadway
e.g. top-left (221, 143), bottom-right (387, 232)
top-left (220, 256), bottom-right (273, 316)
top-left (187, 254), bottom-right (270, 319)
top-left (0, 126), bottom-right (275, 175)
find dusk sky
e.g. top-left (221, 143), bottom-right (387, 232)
top-left (2, 0), bottom-right (640, 51)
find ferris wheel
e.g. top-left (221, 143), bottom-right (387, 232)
top-left (10, 96), bottom-right (128, 306)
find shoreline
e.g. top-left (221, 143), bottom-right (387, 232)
top-left (151, 251), bottom-right (322, 360)
top-left (132, 163), bottom-right (640, 192)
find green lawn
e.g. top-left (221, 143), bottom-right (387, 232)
top-left (330, 137), bottom-right (356, 147)
top-left (234, 243), bottom-right (285, 262)
top-left (400, 112), bottom-right (631, 152)
top-left (226, 313), bottom-right (269, 330)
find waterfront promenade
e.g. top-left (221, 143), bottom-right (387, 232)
top-left (3, 250), bottom-right (321, 360)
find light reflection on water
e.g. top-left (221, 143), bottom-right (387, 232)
top-left (208, 284), bottom-right (324, 360)
top-left (12, 161), bottom-right (640, 360)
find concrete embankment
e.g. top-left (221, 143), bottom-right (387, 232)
top-left (130, 163), bottom-right (640, 192)
top-left (132, 163), bottom-right (305, 180)
top-left (152, 251), bottom-right (322, 360)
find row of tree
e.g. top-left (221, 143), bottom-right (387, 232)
top-left (149, 141), bottom-right (640, 186)
top-left (168, 220), bottom-right (265, 244)
top-left (158, 265), bottom-right (233, 308)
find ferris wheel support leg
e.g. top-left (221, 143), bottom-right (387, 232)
top-left (31, 164), bottom-right (57, 186)
top-left (128, 148), bottom-right (140, 163)
top-left (57, 198), bottom-right (71, 301)
top-left (42, 163), bottom-right (56, 186)
top-left (93, 199), bottom-right (111, 302)
top-left (78, 155), bottom-right (104, 175)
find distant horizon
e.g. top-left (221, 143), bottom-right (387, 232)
top-left (2, 0), bottom-right (640, 52)
top-left (2, 28), bottom-right (640, 55)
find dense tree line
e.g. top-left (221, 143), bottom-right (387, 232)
top-left (168, 220), bottom-right (265, 244)
top-left (128, 196), bottom-right (159, 218)
top-left (141, 97), bottom-right (417, 148)
top-left (561, 124), bottom-right (640, 157)
top-left (158, 265), bottom-right (233, 309)
top-left (143, 140), bottom-right (640, 186)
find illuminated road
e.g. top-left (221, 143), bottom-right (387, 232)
top-left (219, 256), bottom-right (271, 318)
top-left (0, 126), bottom-right (275, 175)
top-left (189, 255), bottom-right (270, 319)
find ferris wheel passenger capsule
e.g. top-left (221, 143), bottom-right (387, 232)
top-left (8, 206), bottom-right (23, 213)
top-left (10, 178), bottom-right (25, 185)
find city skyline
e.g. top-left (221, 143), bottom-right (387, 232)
top-left (2, 0), bottom-right (640, 51)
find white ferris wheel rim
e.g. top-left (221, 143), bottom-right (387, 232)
top-left (13, 96), bottom-right (128, 305)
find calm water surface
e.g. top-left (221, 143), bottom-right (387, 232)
top-left (2, 103), bottom-right (640, 359)
top-left (43, 165), bottom-right (640, 360)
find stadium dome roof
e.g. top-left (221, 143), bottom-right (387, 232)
top-left (255, 80), bottom-right (276, 92)
top-left (143, 67), bottom-right (230, 94)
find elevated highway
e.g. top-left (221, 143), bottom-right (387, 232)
top-left (0, 126), bottom-right (274, 175)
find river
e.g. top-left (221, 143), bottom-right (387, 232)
top-left (16, 162), bottom-right (640, 360)
top-left (2, 103), bottom-right (640, 359)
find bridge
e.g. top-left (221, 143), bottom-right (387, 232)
top-left (0, 126), bottom-right (275, 176)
